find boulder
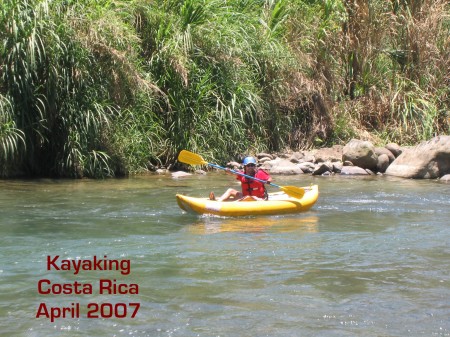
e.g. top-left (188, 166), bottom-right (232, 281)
top-left (385, 143), bottom-right (403, 157)
top-left (332, 161), bottom-right (343, 173)
top-left (376, 154), bottom-right (390, 173)
top-left (289, 152), bottom-right (304, 163)
top-left (385, 135), bottom-right (450, 179)
top-left (261, 158), bottom-right (304, 175)
top-left (440, 174), bottom-right (450, 182)
top-left (312, 162), bottom-right (333, 175)
top-left (279, 153), bottom-right (291, 159)
top-left (342, 139), bottom-right (378, 170)
top-left (258, 157), bottom-right (272, 164)
top-left (257, 153), bottom-right (274, 160)
top-left (298, 162), bottom-right (315, 173)
top-left (300, 152), bottom-right (316, 163)
top-left (375, 147), bottom-right (395, 163)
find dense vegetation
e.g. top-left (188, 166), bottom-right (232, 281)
top-left (1, 0), bottom-right (449, 178)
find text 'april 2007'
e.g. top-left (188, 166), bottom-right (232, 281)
top-left (35, 255), bottom-right (141, 322)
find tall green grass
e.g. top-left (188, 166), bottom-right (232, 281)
top-left (0, 95), bottom-right (26, 176)
top-left (1, 0), bottom-right (449, 178)
top-left (303, 0), bottom-right (449, 144)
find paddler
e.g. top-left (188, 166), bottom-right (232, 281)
top-left (209, 156), bottom-right (272, 201)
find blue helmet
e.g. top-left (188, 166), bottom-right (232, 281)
top-left (242, 156), bottom-right (257, 166)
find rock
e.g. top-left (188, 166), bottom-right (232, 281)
top-left (289, 152), bottom-right (304, 163)
top-left (298, 162), bottom-right (315, 173)
top-left (195, 169), bottom-right (207, 175)
top-left (440, 174), bottom-right (450, 182)
top-left (261, 158), bottom-right (304, 175)
top-left (385, 143), bottom-right (403, 157)
top-left (376, 154), bottom-right (390, 173)
top-left (340, 166), bottom-right (369, 175)
top-left (227, 161), bottom-right (241, 169)
top-left (343, 139), bottom-right (378, 170)
top-left (312, 162), bottom-right (333, 175)
top-left (303, 154), bottom-right (316, 163)
top-left (171, 171), bottom-right (192, 178)
top-left (258, 157), bottom-right (272, 164)
top-left (156, 169), bottom-right (168, 174)
top-left (257, 153), bottom-right (274, 160)
top-left (314, 145), bottom-right (343, 163)
top-left (332, 162), bottom-right (343, 173)
top-left (385, 135), bottom-right (450, 179)
top-left (375, 147), bottom-right (395, 163)
top-left (300, 152), bottom-right (315, 163)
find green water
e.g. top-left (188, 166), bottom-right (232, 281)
top-left (0, 174), bottom-right (449, 337)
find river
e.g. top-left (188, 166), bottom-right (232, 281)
top-left (0, 174), bottom-right (449, 337)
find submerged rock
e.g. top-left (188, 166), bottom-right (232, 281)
top-left (340, 166), bottom-right (369, 175)
top-left (171, 171), bottom-right (192, 178)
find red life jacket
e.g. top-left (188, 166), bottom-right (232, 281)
top-left (236, 169), bottom-right (270, 198)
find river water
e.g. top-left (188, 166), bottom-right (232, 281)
top-left (0, 174), bottom-right (449, 337)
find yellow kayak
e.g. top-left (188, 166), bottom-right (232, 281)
top-left (176, 185), bottom-right (319, 217)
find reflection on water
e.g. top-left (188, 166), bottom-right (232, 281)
top-left (187, 215), bottom-right (319, 234)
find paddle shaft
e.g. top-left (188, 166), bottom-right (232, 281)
top-left (207, 163), bottom-right (281, 188)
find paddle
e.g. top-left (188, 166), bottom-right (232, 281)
top-left (178, 150), bottom-right (305, 199)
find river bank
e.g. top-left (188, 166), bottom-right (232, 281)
top-left (170, 135), bottom-right (450, 182)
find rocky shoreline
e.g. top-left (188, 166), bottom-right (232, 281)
top-left (171, 135), bottom-right (450, 182)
